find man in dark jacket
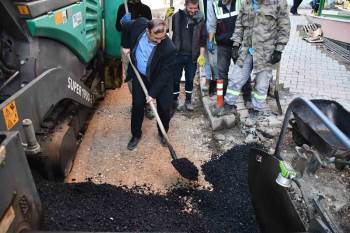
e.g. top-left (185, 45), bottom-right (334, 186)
top-left (172, 0), bottom-right (207, 111)
top-left (122, 18), bottom-right (176, 150)
top-left (116, 0), bottom-right (154, 120)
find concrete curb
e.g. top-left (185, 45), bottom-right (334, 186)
top-left (202, 96), bottom-right (237, 131)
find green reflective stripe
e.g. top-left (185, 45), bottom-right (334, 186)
top-left (236, 0), bottom-right (242, 12)
top-left (253, 91), bottom-right (266, 100)
top-left (226, 89), bottom-right (240, 96)
top-left (213, 1), bottom-right (223, 16)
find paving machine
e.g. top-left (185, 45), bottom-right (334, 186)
top-left (0, 0), bottom-right (122, 178)
top-left (0, 131), bottom-right (41, 233)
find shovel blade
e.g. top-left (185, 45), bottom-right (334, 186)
top-left (171, 158), bottom-right (198, 181)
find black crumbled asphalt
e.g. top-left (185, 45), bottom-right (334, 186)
top-left (172, 158), bottom-right (199, 181)
top-left (35, 145), bottom-right (258, 232)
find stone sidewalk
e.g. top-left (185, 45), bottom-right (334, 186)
top-left (280, 15), bottom-right (350, 110)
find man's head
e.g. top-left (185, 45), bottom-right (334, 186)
top-left (146, 19), bottom-right (167, 45)
top-left (185, 0), bottom-right (199, 17)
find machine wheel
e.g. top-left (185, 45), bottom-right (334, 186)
top-left (42, 119), bottom-right (78, 179)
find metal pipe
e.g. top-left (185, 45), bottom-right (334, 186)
top-left (274, 97), bottom-right (350, 160)
top-left (22, 119), bottom-right (40, 155)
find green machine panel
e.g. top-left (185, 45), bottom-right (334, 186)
top-left (26, 0), bottom-right (102, 63)
top-left (104, 0), bottom-right (123, 58)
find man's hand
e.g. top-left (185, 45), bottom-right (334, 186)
top-left (197, 55), bottom-right (205, 67)
top-left (165, 7), bottom-right (175, 18)
top-left (121, 13), bottom-right (131, 24)
top-left (122, 48), bottom-right (130, 56)
top-left (270, 50), bottom-right (282, 64)
top-left (146, 95), bottom-right (154, 104)
top-left (207, 41), bottom-right (215, 53)
top-left (232, 46), bottom-right (240, 62)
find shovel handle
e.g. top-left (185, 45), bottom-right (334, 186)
top-left (168, 0), bottom-right (174, 38)
top-left (126, 54), bottom-right (177, 159)
top-left (274, 62), bottom-right (283, 115)
top-left (123, 0), bottom-right (129, 14)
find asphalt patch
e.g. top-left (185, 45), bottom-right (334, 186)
top-left (35, 144), bottom-right (258, 232)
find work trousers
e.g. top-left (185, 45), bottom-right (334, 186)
top-left (217, 45), bottom-right (251, 97)
top-left (131, 74), bottom-right (173, 138)
top-left (173, 54), bottom-right (197, 102)
top-left (225, 54), bottom-right (272, 111)
top-left (291, 0), bottom-right (303, 13)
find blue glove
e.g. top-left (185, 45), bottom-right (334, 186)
top-left (121, 13), bottom-right (131, 24)
top-left (207, 41), bottom-right (215, 53)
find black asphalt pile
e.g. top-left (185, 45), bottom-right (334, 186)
top-left (35, 145), bottom-right (258, 232)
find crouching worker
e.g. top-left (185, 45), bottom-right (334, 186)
top-left (215, 0), bottom-right (290, 117)
top-left (122, 18), bottom-right (177, 150)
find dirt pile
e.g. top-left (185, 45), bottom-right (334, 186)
top-left (35, 145), bottom-right (258, 232)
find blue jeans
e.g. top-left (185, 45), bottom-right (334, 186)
top-left (173, 54), bottom-right (197, 102)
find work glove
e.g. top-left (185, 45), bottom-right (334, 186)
top-left (165, 7), bottom-right (175, 18)
top-left (232, 46), bottom-right (240, 62)
top-left (121, 13), bottom-right (131, 24)
top-left (207, 41), bottom-right (215, 53)
top-left (270, 50), bottom-right (282, 64)
top-left (197, 55), bottom-right (205, 67)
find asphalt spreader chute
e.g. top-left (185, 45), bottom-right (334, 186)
top-left (127, 54), bottom-right (199, 181)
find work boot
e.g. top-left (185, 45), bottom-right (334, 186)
top-left (185, 100), bottom-right (194, 111)
top-left (212, 103), bottom-right (237, 117)
top-left (145, 104), bottom-right (155, 120)
top-left (127, 136), bottom-right (141, 150)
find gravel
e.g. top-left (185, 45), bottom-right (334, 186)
top-left (35, 145), bottom-right (258, 232)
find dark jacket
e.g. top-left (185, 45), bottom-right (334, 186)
top-left (172, 10), bottom-right (207, 62)
top-left (215, 0), bottom-right (237, 47)
top-left (122, 18), bottom-right (176, 99)
top-left (115, 2), bottom-right (152, 32)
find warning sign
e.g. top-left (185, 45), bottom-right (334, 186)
top-left (2, 101), bottom-right (19, 130)
top-left (17, 5), bottom-right (29, 15)
top-left (55, 10), bottom-right (67, 25)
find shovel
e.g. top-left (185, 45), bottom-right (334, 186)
top-left (126, 54), bottom-right (199, 181)
top-left (275, 63), bottom-right (283, 115)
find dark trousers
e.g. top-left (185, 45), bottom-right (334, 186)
top-left (291, 0), bottom-right (303, 13)
top-left (217, 45), bottom-right (252, 97)
top-left (173, 54), bottom-right (197, 102)
top-left (131, 75), bottom-right (173, 138)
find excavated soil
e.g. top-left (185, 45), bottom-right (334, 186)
top-left (34, 145), bottom-right (258, 232)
